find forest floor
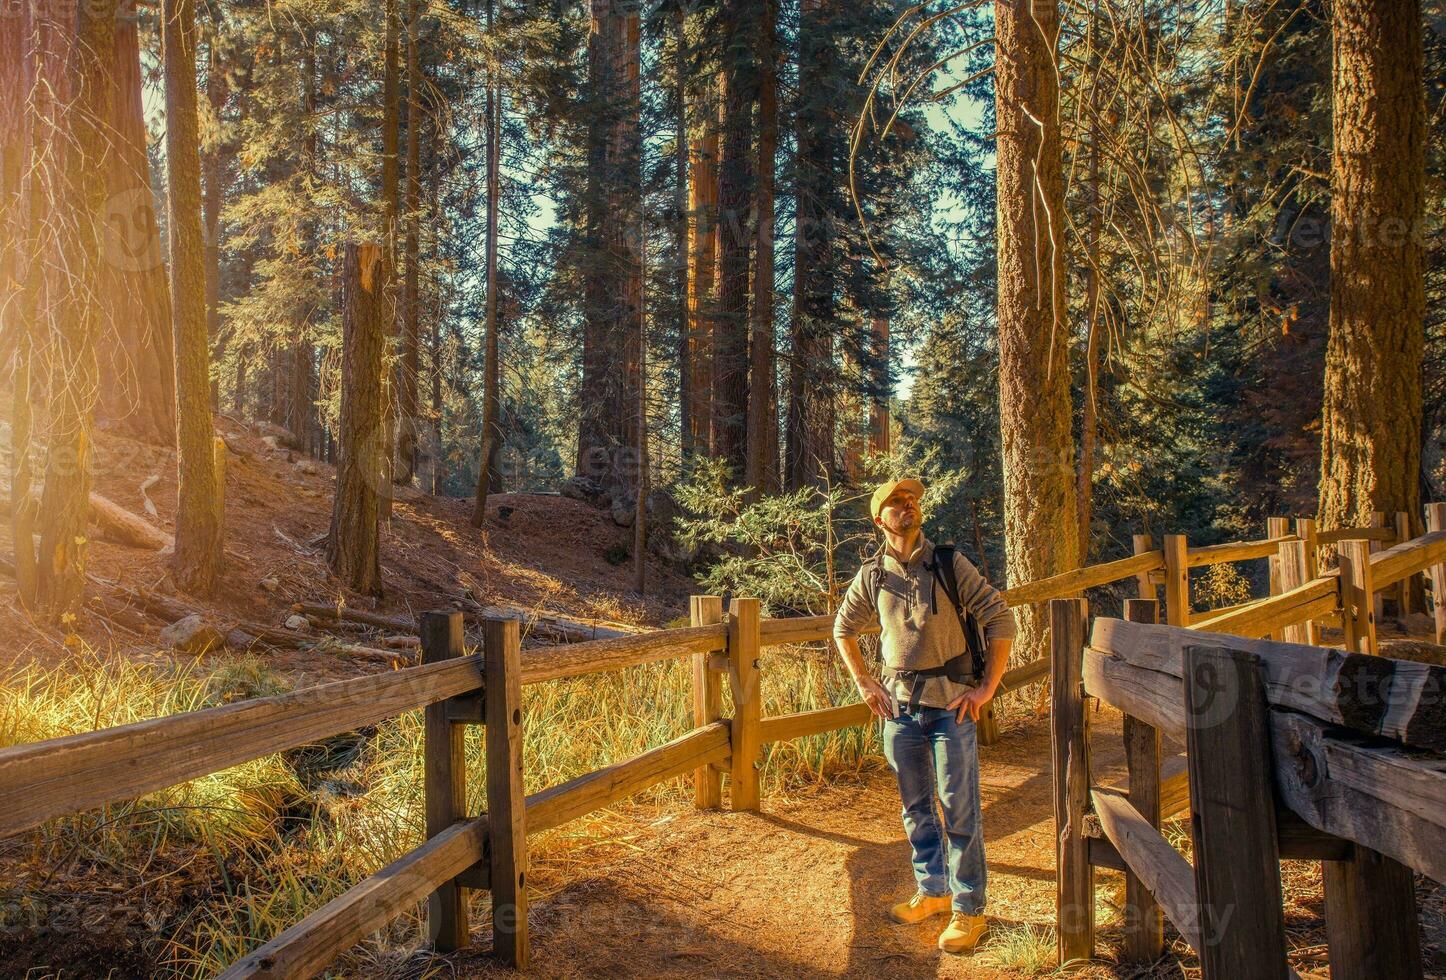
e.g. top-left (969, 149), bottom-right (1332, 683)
top-left (1, 416), bottom-right (1444, 978)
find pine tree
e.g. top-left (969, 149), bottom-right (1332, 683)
top-left (994, 0), bottom-right (1079, 658)
top-left (165, 0), bottom-right (225, 595)
top-left (1318, 0), bottom-right (1425, 534)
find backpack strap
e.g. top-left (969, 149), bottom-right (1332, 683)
top-left (929, 543), bottom-right (988, 680)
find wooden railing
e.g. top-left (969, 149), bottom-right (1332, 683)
top-left (1050, 508), bottom-right (1446, 977)
top-left (3, 507), bottom-right (1442, 977)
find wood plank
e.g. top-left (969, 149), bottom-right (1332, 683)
top-left (528, 722), bottom-right (731, 834)
top-left (1395, 512), bottom-right (1416, 614)
top-left (1429, 504), bottom-right (1446, 646)
top-left (1133, 535), bottom-right (1156, 599)
top-left (1183, 645), bottom-right (1290, 978)
top-left (421, 612), bottom-right (469, 951)
top-left (1370, 529), bottom-right (1446, 592)
top-left (1339, 539), bottom-right (1378, 654)
top-left (758, 614), bottom-right (840, 647)
top-left (1185, 535), bottom-right (1293, 568)
top-left (225, 723), bottom-right (732, 979)
top-left (1088, 619), bottom-right (1446, 752)
top-left (1159, 755), bottom-right (1190, 818)
top-left (1081, 649), bottom-right (1186, 742)
top-left (1317, 526), bottom-right (1396, 545)
top-left (1276, 540), bottom-right (1313, 645)
top-left (217, 819), bottom-right (489, 980)
top-left (1164, 534), bottom-right (1189, 627)
top-left (1266, 518), bottom-right (1290, 640)
top-left (1189, 577), bottom-right (1337, 639)
top-left (1120, 597), bottom-right (1163, 963)
top-left (759, 702), bottom-right (871, 744)
top-left (1090, 789), bottom-right (1202, 953)
top-left (1270, 711), bottom-right (1446, 883)
top-left (484, 617), bottom-right (528, 968)
top-left (518, 624), bottom-right (726, 685)
top-left (1050, 599), bottom-right (1093, 965)
top-left (0, 655), bottom-right (484, 840)
top-left (1324, 846), bottom-right (1424, 980)
top-left (727, 598), bottom-right (763, 812)
top-left (691, 596), bottom-right (725, 809)
top-left (1001, 551), bottom-right (1163, 606)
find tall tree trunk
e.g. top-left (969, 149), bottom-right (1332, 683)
top-left (378, 0), bottom-right (401, 518)
top-left (97, 14), bottom-right (177, 445)
top-left (35, 0), bottom-right (116, 616)
top-left (1077, 116), bottom-right (1103, 562)
top-left (745, 0), bottom-right (777, 496)
top-left (204, 34), bottom-right (227, 412)
top-left (674, 7), bottom-right (693, 463)
top-left (686, 83), bottom-right (719, 460)
top-left (787, 0), bottom-right (837, 490)
top-left (578, 0), bottom-right (642, 494)
top-left (398, 0), bottom-right (423, 486)
top-left (472, 0), bottom-right (503, 526)
top-left (712, 0), bottom-right (755, 483)
top-left (1318, 0), bottom-right (1424, 540)
top-left (995, 0), bottom-right (1079, 661)
top-left (165, 0), bottom-right (224, 595)
top-left (3, 5), bottom-right (37, 600)
top-left (327, 243), bottom-right (387, 597)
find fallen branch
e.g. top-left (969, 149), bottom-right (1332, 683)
top-left (0, 492), bottom-right (173, 551)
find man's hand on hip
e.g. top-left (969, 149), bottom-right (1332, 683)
top-left (947, 683), bottom-right (995, 724)
top-left (856, 674), bottom-right (894, 720)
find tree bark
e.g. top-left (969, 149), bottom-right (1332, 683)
top-left (471, 0), bottom-right (503, 526)
top-left (378, 0), bottom-right (402, 518)
top-left (96, 15), bottom-right (177, 446)
top-left (1318, 0), bottom-right (1424, 540)
top-left (326, 243), bottom-right (387, 597)
top-left (34, 0), bottom-right (117, 616)
top-left (787, 0), bottom-right (837, 490)
top-left (686, 82), bottom-right (719, 460)
top-left (165, 0), bottom-right (224, 595)
top-left (994, 0), bottom-right (1079, 660)
top-left (398, 0), bottom-right (423, 486)
top-left (3, 5), bottom-right (37, 601)
top-left (745, 0), bottom-right (778, 497)
top-left (577, 0), bottom-right (642, 494)
top-left (712, 0), bottom-right (755, 484)
top-left (674, 7), bottom-right (693, 464)
top-left (868, 315), bottom-right (890, 456)
top-left (203, 33), bottom-right (227, 412)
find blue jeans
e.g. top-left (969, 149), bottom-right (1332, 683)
top-left (882, 706), bottom-right (987, 915)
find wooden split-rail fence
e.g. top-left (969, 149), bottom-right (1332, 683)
top-left (1052, 506), bottom-right (1446, 979)
top-left (0, 506), bottom-right (1442, 976)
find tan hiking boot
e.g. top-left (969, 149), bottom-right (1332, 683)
top-left (889, 892), bottom-right (952, 925)
top-left (937, 912), bottom-right (988, 953)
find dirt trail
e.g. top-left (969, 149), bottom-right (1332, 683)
top-left (452, 712), bottom-right (1152, 980)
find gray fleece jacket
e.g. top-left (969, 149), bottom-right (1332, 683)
top-left (833, 537), bottom-right (1016, 710)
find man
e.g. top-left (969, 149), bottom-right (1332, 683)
top-left (833, 478), bottom-right (1015, 954)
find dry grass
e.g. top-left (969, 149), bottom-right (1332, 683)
top-left (0, 639), bottom-right (903, 976)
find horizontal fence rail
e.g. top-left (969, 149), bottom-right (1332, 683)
top-left (5, 503), bottom-right (1444, 977)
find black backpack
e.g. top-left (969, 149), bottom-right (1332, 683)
top-left (868, 542), bottom-right (988, 683)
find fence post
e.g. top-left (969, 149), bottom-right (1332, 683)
top-left (1266, 517), bottom-right (1289, 640)
top-left (1132, 533), bottom-right (1155, 600)
top-left (1120, 599), bottom-right (1162, 962)
top-left (691, 596), bottom-right (725, 809)
top-left (484, 617), bottom-right (529, 968)
top-left (1050, 598), bottom-right (1092, 966)
top-left (1370, 511), bottom-right (1388, 622)
top-left (1428, 503), bottom-right (1446, 646)
top-left (1295, 518), bottom-right (1320, 641)
top-left (727, 597), bottom-right (762, 812)
top-left (1394, 510), bottom-right (1415, 615)
top-left (1324, 847), bottom-right (1424, 979)
top-left (1277, 539), bottom-right (1312, 645)
top-left (422, 611), bottom-right (470, 952)
top-left (1163, 534), bottom-right (1189, 627)
top-left (1183, 644), bottom-right (1290, 979)
top-left (1339, 539), bottom-right (1378, 654)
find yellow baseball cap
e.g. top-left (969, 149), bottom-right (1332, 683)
top-left (870, 478), bottom-right (925, 520)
